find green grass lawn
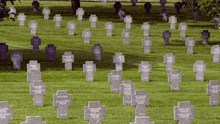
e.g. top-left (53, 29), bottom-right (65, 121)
top-left (0, 1), bottom-right (220, 124)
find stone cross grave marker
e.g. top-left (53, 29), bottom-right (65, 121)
top-left (193, 60), bottom-right (206, 81)
top-left (124, 15), bottom-right (132, 29)
top-left (130, 116), bottom-right (155, 124)
top-left (179, 23), bottom-right (187, 37)
top-left (45, 44), bottom-right (56, 61)
top-left (174, 101), bottom-right (195, 124)
top-left (185, 37), bottom-right (195, 54)
top-left (122, 29), bottom-right (130, 45)
top-left (119, 80), bottom-right (135, 106)
top-left (53, 14), bottom-right (62, 28)
top-left (142, 37), bottom-right (152, 53)
top-left (32, 0), bottom-right (40, 12)
top-left (17, 13), bottom-right (26, 26)
top-left (101, 0), bottom-right (107, 5)
top-left (30, 80), bottom-right (46, 106)
top-left (211, 45), bottom-right (220, 62)
top-left (84, 101), bottom-right (106, 124)
top-left (21, 116), bottom-right (46, 124)
top-left (0, 43), bottom-right (8, 60)
top-left (118, 9), bottom-right (126, 20)
top-left (27, 60), bottom-right (41, 83)
top-left (144, 2), bottom-right (152, 14)
top-left (8, 6), bottom-right (16, 21)
top-left (114, 2), bottom-right (122, 14)
top-left (76, 8), bottom-right (84, 21)
top-left (214, 16), bottom-right (220, 29)
top-left (193, 9), bottom-right (201, 21)
top-left (162, 30), bottom-right (171, 45)
top-left (201, 30), bottom-right (210, 45)
top-left (138, 61), bottom-right (152, 82)
top-left (131, 90), bottom-right (149, 116)
top-left (160, 0), bottom-right (166, 8)
top-left (67, 21), bottom-right (76, 35)
top-left (142, 22), bottom-right (150, 37)
top-left (161, 8), bottom-right (168, 21)
top-left (168, 69), bottom-right (182, 91)
top-left (164, 53), bottom-right (175, 72)
top-left (82, 29), bottom-right (91, 45)
top-left (113, 52), bottom-right (125, 71)
top-left (11, 51), bottom-right (23, 70)
top-left (131, 0), bottom-right (137, 7)
top-left (175, 2), bottom-right (184, 15)
top-left (105, 22), bottom-right (114, 36)
top-left (42, 7), bottom-right (50, 20)
top-left (108, 70), bottom-right (123, 92)
top-left (53, 90), bottom-right (72, 118)
top-left (83, 61), bottom-right (96, 82)
top-left (62, 52), bottom-right (74, 70)
top-left (0, 101), bottom-right (13, 124)
top-left (30, 36), bottom-right (41, 53)
top-left (89, 14), bottom-right (98, 28)
top-left (206, 80), bottom-right (220, 106)
top-left (92, 44), bottom-right (103, 62)
top-left (29, 20), bottom-right (38, 36)
top-left (169, 15), bottom-right (177, 29)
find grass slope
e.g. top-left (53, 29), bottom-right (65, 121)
top-left (0, 1), bottom-right (220, 124)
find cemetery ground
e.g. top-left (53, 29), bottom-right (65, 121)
top-left (0, 0), bottom-right (220, 123)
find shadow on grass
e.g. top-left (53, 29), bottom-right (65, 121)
top-left (0, 49), bottom-right (152, 71)
top-left (13, 4), bottom-right (212, 24)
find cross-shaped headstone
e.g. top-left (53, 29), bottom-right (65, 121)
top-left (131, 90), bottom-right (149, 116)
top-left (206, 80), bottom-right (220, 106)
top-left (105, 22), bottom-right (114, 36)
top-left (0, 101), bottom-right (13, 124)
top-left (142, 22), bottom-right (150, 37)
top-left (32, 0), bottom-right (40, 12)
top-left (114, 2), bottom-right (122, 14)
top-left (17, 13), bottom-right (26, 26)
top-left (101, 0), bottom-right (107, 5)
top-left (164, 53), bottom-right (175, 71)
top-left (142, 37), bottom-right (152, 53)
top-left (201, 30), bottom-right (210, 45)
top-left (168, 69), bottom-right (182, 91)
top-left (29, 20), bottom-right (38, 36)
top-left (89, 14), bottom-right (98, 28)
top-left (84, 101), bottom-right (106, 124)
top-left (174, 101), bottom-right (195, 124)
top-left (83, 61), bottom-right (96, 82)
top-left (53, 14), bottom-right (62, 28)
top-left (108, 70), bottom-right (123, 92)
top-left (131, 0), bottom-right (137, 7)
top-left (175, 2), bottom-right (184, 15)
top-left (30, 80), bottom-right (46, 106)
top-left (119, 80), bottom-right (135, 106)
top-left (185, 37), bottom-right (195, 54)
top-left (45, 44), bottom-right (56, 61)
top-left (10, 51), bottom-right (23, 70)
top-left (42, 7), bottom-right (50, 20)
top-left (138, 61), bottom-right (152, 82)
top-left (179, 23), bottom-right (187, 37)
top-left (160, 0), bottom-right (166, 8)
top-left (162, 30), bottom-right (171, 45)
top-left (27, 60), bottom-right (41, 83)
top-left (169, 16), bottom-right (177, 29)
top-left (193, 60), bottom-right (206, 81)
top-left (27, 70), bottom-right (42, 84)
top-left (124, 15), bottom-right (132, 29)
top-left (113, 52), bottom-right (125, 71)
top-left (53, 90), bottom-right (72, 118)
top-left (211, 45), bottom-right (220, 62)
top-left (122, 29), bottom-right (130, 45)
top-left (161, 8), bottom-right (168, 21)
top-left (193, 8), bottom-right (201, 21)
top-left (62, 52), bottom-right (74, 70)
top-left (92, 44), bottom-right (103, 62)
top-left (144, 2), bottom-right (152, 14)
top-left (118, 9), bottom-right (126, 20)
top-left (130, 116), bottom-right (155, 124)
top-left (0, 43), bottom-right (8, 60)
top-left (214, 16), bottom-right (220, 29)
top-left (82, 29), bottom-right (91, 45)
top-left (76, 8), bottom-right (84, 21)
top-left (21, 116), bottom-right (46, 124)
top-left (67, 21), bottom-right (76, 35)
top-left (8, 6), bottom-right (16, 21)
top-left (30, 36), bottom-right (41, 53)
